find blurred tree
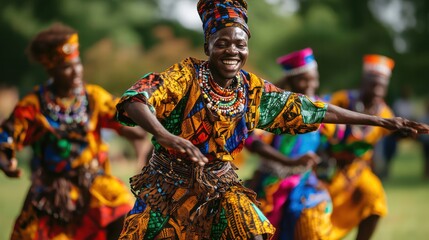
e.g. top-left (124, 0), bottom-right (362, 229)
top-left (84, 23), bottom-right (205, 96)
top-left (255, 0), bottom-right (396, 94)
top-left (0, 0), bottom-right (159, 93)
top-left (0, 0), bottom-right (427, 98)
top-left (394, 0), bottom-right (429, 97)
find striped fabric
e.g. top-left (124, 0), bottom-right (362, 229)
top-left (197, 0), bottom-right (250, 41)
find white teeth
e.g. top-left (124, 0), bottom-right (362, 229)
top-left (222, 60), bottom-right (238, 65)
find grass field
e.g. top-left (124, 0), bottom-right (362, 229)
top-left (0, 140), bottom-right (428, 239)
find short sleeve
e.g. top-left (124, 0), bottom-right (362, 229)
top-left (116, 59), bottom-right (195, 126)
top-left (86, 84), bottom-right (123, 132)
top-left (257, 80), bottom-right (327, 135)
top-left (0, 93), bottom-right (42, 159)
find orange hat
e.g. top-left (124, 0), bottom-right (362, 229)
top-left (363, 54), bottom-right (395, 77)
top-left (38, 33), bottom-right (80, 69)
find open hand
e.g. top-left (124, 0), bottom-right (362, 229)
top-left (156, 132), bottom-right (208, 166)
top-left (0, 157), bottom-right (21, 178)
top-left (384, 117), bottom-right (429, 137)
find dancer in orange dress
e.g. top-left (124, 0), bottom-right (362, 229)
top-left (325, 54), bottom-right (398, 240)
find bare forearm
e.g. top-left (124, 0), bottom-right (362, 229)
top-left (123, 101), bottom-right (209, 165)
top-left (123, 102), bottom-right (171, 139)
top-left (249, 140), bottom-right (297, 166)
top-left (119, 126), bottom-right (146, 140)
top-left (323, 103), bottom-right (388, 127)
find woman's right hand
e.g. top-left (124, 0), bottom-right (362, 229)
top-left (124, 102), bottom-right (209, 166)
top-left (0, 154), bottom-right (21, 178)
top-left (155, 132), bottom-right (208, 167)
top-left (294, 152), bottom-right (321, 168)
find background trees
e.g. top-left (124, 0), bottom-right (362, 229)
top-left (0, 0), bottom-right (427, 99)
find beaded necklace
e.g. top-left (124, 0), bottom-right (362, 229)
top-left (41, 83), bottom-right (89, 125)
top-left (198, 62), bottom-right (245, 118)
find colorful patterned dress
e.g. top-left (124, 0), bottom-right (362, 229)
top-left (325, 90), bottom-right (393, 239)
top-left (0, 83), bottom-right (133, 240)
top-left (116, 57), bottom-right (328, 239)
top-left (245, 115), bottom-right (334, 240)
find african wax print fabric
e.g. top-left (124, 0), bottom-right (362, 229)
top-left (0, 83), bottom-right (133, 240)
top-left (117, 57), bottom-right (327, 162)
top-left (324, 89), bottom-right (393, 239)
top-left (197, 0), bottom-right (250, 41)
top-left (116, 57), bottom-right (328, 239)
top-left (245, 120), bottom-right (334, 240)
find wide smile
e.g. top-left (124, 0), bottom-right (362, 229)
top-left (221, 59), bottom-right (240, 71)
top-left (222, 59), bottom-right (239, 65)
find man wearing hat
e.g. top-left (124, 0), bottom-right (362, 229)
top-left (324, 54), bottom-right (396, 240)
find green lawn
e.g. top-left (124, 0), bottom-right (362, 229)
top-left (0, 140), bottom-right (428, 239)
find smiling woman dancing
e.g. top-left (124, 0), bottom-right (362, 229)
top-left (115, 1), bottom-right (429, 239)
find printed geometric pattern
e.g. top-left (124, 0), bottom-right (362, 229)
top-left (117, 57), bottom-right (328, 162)
top-left (2, 84), bottom-right (132, 239)
top-left (144, 210), bottom-right (170, 240)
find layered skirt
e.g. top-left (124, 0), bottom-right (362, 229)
top-left (119, 153), bottom-right (275, 239)
top-left (11, 166), bottom-right (133, 240)
top-left (247, 164), bottom-right (333, 240)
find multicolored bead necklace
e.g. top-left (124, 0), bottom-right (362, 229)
top-left (198, 62), bottom-right (245, 118)
top-left (41, 83), bottom-right (89, 125)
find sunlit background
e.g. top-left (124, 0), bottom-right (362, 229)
top-left (0, 0), bottom-right (428, 239)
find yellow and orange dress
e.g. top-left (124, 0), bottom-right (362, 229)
top-left (0, 83), bottom-right (133, 240)
top-left (245, 124), bottom-right (335, 240)
top-left (116, 57), bottom-right (328, 239)
top-left (325, 90), bottom-right (393, 239)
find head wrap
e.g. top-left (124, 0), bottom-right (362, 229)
top-left (277, 48), bottom-right (318, 77)
top-left (363, 54), bottom-right (395, 77)
top-left (38, 33), bottom-right (80, 69)
top-left (197, 0), bottom-right (250, 42)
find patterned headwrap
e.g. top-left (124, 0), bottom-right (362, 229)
top-left (277, 48), bottom-right (318, 77)
top-left (38, 33), bottom-right (80, 69)
top-left (197, 0), bottom-right (250, 42)
top-left (363, 54), bottom-right (395, 77)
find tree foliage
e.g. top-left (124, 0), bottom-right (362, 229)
top-left (0, 0), bottom-right (427, 98)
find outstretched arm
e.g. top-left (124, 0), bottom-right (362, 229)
top-left (247, 139), bottom-right (319, 167)
top-left (323, 103), bottom-right (429, 136)
top-left (123, 101), bottom-right (208, 166)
